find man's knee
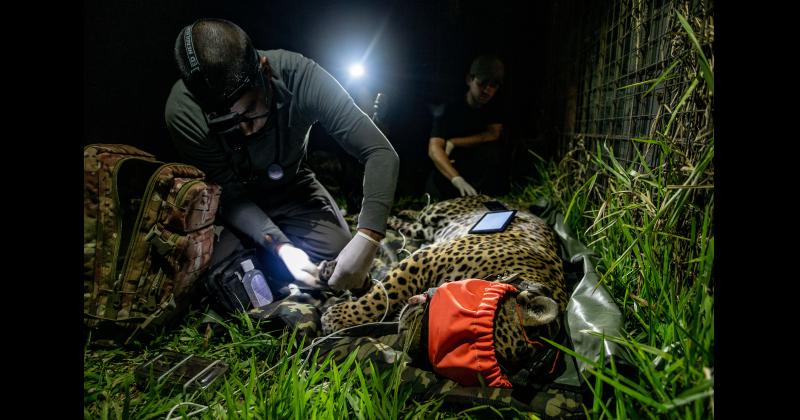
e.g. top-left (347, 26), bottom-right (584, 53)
top-left (281, 217), bottom-right (351, 263)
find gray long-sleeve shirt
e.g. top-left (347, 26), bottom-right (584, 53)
top-left (165, 49), bottom-right (398, 248)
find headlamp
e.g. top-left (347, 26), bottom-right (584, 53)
top-left (180, 19), bottom-right (266, 115)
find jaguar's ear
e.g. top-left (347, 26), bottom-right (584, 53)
top-left (516, 290), bottom-right (558, 327)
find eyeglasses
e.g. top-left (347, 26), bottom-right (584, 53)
top-left (207, 63), bottom-right (271, 135)
top-left (207, 109), bottom-right (271, 135)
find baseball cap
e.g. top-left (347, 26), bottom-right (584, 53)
top-left (469, 55), bottom-right (505, 84)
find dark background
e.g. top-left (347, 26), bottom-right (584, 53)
top-left (85, 0), bottom-right (555, 197)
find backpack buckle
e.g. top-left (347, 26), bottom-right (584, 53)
top-left (146, 225), bottom-right (177, 256)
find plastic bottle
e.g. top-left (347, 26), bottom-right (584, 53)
top-left (240, 259), bottom-right (273, 308)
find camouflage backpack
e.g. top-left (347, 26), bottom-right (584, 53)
top-left (83, 144), bottom-right (222, 345)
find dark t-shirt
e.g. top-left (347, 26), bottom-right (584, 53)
top-left (430, 96), bottom-right (503, 140)
top-left (427, 96), bottom-right (504, 199)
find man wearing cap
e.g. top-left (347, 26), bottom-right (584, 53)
top-left (426, 55), bottom-right (506, 199)
top-left (164, 19), bottom-right (398, 294)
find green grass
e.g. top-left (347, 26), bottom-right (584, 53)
top-left (514, 132), bottom-right (714, 418)
top-left (506, 11), bottom-right (714, 417)
top-left (84, 311), bottom-right (533, 419)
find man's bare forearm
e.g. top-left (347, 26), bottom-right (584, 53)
top-left (448, 124), bottom-right (503, 148)
top-left (428, 137), bottom-right (459, 180)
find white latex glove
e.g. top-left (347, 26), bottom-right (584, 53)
top-left (445, 140), bottom-right (455, 156)
top-left (276, 244), bottom-right (321, 288)
top-left (328, 232), bottom-right (380, 291)
top-left (451, 176), bottom-right (477, 196)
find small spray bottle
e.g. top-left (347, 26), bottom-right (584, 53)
top-left (240, 259), bottom-right (273, 308)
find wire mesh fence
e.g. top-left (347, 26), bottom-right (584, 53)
top-left (562, 0), bottom-right (713, 173)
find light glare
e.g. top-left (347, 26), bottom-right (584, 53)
top-left (349, 64), bottom-right (365, 78)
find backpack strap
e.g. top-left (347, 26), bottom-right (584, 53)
top-left (124, 293), bottom-right (175, 345)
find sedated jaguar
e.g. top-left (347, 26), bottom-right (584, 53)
top-left (320, 195), bottom-right (569, 377)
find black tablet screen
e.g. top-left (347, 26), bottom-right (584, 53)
top-left (469, 210), bottom-right (516, 234)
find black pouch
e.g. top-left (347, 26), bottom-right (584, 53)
top-left (201, 248), bottom-right (260, 315)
